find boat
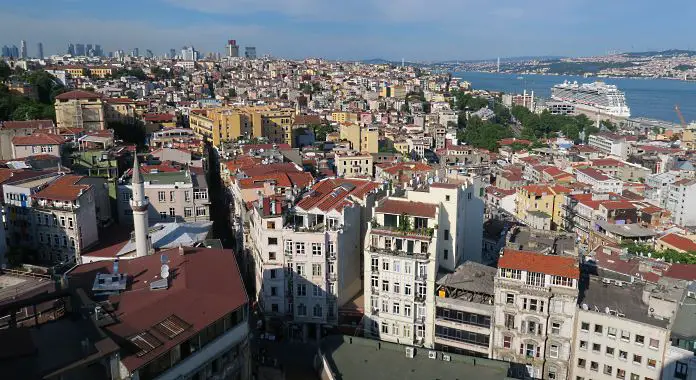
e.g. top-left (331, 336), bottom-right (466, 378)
top-left (551, 81), bottom-right (631, 118)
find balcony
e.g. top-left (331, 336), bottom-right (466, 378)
top-left (368, 246), bottom-right (429, 260)
top-left (284, 250), bottom-right (292, 257)
top-left (415, 272), bottom-right (427, 282)
top-left (371, 225), bottom-right (434, 240)
top-left (370, 286), bottom-right (380, 295)
top-left (415, 294), bottom-right (426, 304)
top-left (327, 273), bottom-right (337, 282)
top-left (415, 316), bottom-right (425, 325)
top-left (370, 307), bottom-right (379, 316)
top-left (32, 200), bottom-right (80, 211)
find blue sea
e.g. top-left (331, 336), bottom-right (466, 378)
top-left (452, 71), bottom-right (696, 124)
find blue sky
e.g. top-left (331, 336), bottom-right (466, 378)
top-left (1, 0), bottom-right (694, 60)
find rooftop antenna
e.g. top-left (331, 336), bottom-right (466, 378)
top-left (160, 253), bottom-right (170, 279)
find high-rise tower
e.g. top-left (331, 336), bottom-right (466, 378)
top-left (20, 40), bottom-right (27, 59)
top-left (37, 42), bottom-right (44, 59)
top-left (130, 154), bottom-right (152, 257)
top-left (227, 39), bottom-right (239, 57)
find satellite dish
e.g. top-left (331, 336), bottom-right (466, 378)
top-left (161, 264), bottom-right (170, 279)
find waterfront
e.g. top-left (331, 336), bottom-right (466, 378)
top-left (453, 71), bottom-right (696, 123)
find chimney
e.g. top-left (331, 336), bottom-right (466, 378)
top-left (178, 245), bottom-right (185, 255)
top-left (270, 199), bottom-right (276, 215)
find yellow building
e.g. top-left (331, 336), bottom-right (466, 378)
top-left (104, 98), bottom-right (136, 123)
top-left (54, 90), bottom-right (105, 131)
top-left (331, 112), bottom-right (358, 124)
top-left (339, 123), bottom-right (378, 154)
top-left (682, 126), bottom-right (696, 150)
top-left (57, 65), bottom-right (87, 78)
top-left (89, 66), bottom-right (114, 78)
top-left (515, 185), bottom-right (571, 230)
top-left (189, 106), bottom-right (295, 148)
top-left (335, 153), bottom-right (374, 178)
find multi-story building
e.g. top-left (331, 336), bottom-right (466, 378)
top-left (3, 174), bottom-right (99, 264)
top-left (515, 185), bottom-right (571, 231)
top-left (189, 106), bottom-right (295, 148)
top-left (665, 178), bottom-right (696, 227)
top-left (117, 165), bottom-right (209, 225)
top-left (339, 123), bottom-right (378, 153)
top-left (492, 248), bottom-right (580, 380)
top-left (54, 90), bottom-right (106, 131)
top-left (363, 181), bottom-right (484, 347)
top-left (104, 97), bottom-right (136, 123)
top-left (335, 152), bottom-right (374, 178)
top-left (247, 178), bottom-right (383, 340)
top-left (571, 276), bottom-right (671, 380)
top-left (575, 167), bottom-right (623, 194)
top-left (0, 120), bottom-right (55, 160)
top-left (10, 133), bottom-right (64, 159)
top-left (588, 133), bottom-right (629, 160)
top-left (434, 261), bottom-right (496, 357)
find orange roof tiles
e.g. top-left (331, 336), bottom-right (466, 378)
top-left (295, 178), bottom-right (380, 212)
top-left (376, 199), bottom-right (436, 218)
top-left (658, 233), bottom-right (696, 253)
top-left (34, 175), bottom-right (90, 202)
top-left (1, 120), bottom-right (54, 130)
top-left (55, 90), bottom-right (102, 100)
top-left (12, 133), bottom-right (65, 146)
top-left (499, 248), bottom-right (579, 279)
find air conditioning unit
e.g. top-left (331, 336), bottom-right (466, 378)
top-left (442, 354), bottom-right (451, 362)
top-left (614, 280), bottom-right (624, 287)
top-left (405, 346), bottom-right (415, 358)
top-left (428, 351), bottom-right (437, 359)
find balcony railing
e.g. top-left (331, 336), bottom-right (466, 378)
top-left (415, 294), bottom-right (426, 303)
top-left (415, 272), bottom-right (427, 282)
top-left (370, 286), bottom-right (380, 295)
top-left (415, 316), bottom-right (425, 324)
top-left (371, 225), bottom-right (434, 239)
top-left (368, 246), bottom-right (429, 260)
top-left (327, 273), bottom-right (337, 282)
top-left (32, 200), bottom-right (80, 211)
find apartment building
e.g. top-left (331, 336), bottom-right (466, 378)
top-left (575, 167), bottom-right (623, 194)
top-left (0, 120), bottom-right (55, 160)
top-left (588, 133), bottom-right (629, 160)
top-left (104, 97), bottom-right (136, 123)
top-left (3, 174), bottom-right (99, 264)
top-left (492, 248), bottom-right (580, 380)
top-left (335, 152), bottom-right (374, 178)
top-left (339, 123), bottom-right (378, 154)
top-left (54, 90), bottom-right (106, 131)
top-left (247, 178), bottom-right (383, 340)
top-left (189, 106), bottom-right (295, 148)
top-left (515, 185), bottom-right (571, 231)
top-left (11, 133), bottom-right (65, 159)
top-left (434, 261), bottom-right (495, 358)
top-left (117, 166), bottom-right (209, 224)
top-left (571, 276), bottom-right (671, 380)
top-left (665, 178), bottom-right (696, 227)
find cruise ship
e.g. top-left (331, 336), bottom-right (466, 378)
top-left (551, 81), bottom-right (631, 118)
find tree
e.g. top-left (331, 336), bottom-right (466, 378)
top-left (310, 124), bottom-right (334, 142)
top-left (125, 90), bottom-right (137, 99)
top-left (109, 120), bottom-right (146, 147)
top-left (457, 116), bottom-right (513, 151)
top-left (0, 61), bottom-right (12, 82)
top-left (228, 88), bottom-right (237, 98)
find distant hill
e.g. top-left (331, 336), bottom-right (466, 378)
top-left (624, 49), bottom-right (696, 58)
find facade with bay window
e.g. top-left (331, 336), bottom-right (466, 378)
top-left (492, 248), bottom-right (580, 380)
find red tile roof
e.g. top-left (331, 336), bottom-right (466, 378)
top-left (55, 90), bottom-right (102, 100)
top-left (521, 184), bottom-right (571, 196)
top-left (664, 263), bottom-right (696, 281)
top-left (105, 97), bottom-right (135, 104)
top-left (658, 233), bottom-right (696, 253)
top-left (12, 133), bottom-right (65, 146)
top-left (592, 158), bottom-right (624, 167)
top-left (600, 200), bottom-right (636, 211)
top-left (1, 120), bottom-right (54, 130)
top-left (143, 113), bottom-right (176, 123)
top-left (375, 198), bottom-right (437, 218)
top-left (34, 175), bottom-right (90, 202)
top-left (68, 246), bottom-right (247, 372)
top-left (296, 178), bottom-right (380, 212)
top-left (576, 167), bottom-right (612, 181)
top-left (499, 249), bottom-right (579, 279)
top-left (242, 163), bottom-right (301, 177)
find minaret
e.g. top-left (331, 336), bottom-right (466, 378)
top-left (130, 154), bottom-right (151, 257)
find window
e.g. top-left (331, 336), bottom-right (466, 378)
top-left (632, 354), bottom-right (642, 365)
top-left (68, 217), bottom-right (74, 229)
top-left (312, 263), bottom-right (322, 277)
top-left (169, 207), bottom-right (175, 217)
top-left (195, 207), bottom-right (207, 216)
top-left (444, 229), bottom-right (449, 240)
top-left (504, 314), bottom-right (515, 329)
top-left (594, 324), bottom-right (603, 334)
top-left (630, 374), bottom-right (639, 380)
top-left (577, 358), bottom-right (586, 368)
top-left (606, 346), bottom-right (615, 356)
top-left (312, 243), bottom-right (322, 255)
top-left (268, 237), bottom-right (278, 245)
top-left (528, 298), bottom-right (539, 311)
top-left (579, 340), bottom-right (588, 350)
top-left (552, 275), bottom-right (573, 287)
top-left (169, 191), bottom-right (175, 202)
top-left (445, 195), bottom-right (450, 201)
top-left (295, 264), bottom-right (305, 276)
top-left (392, 302), bottom-right (400, 314)
top-left (548, 367), bottom-right (557, 380)
top-left (621, 330), bottom-right (630, 341)
top-left (295, 242), bottom-right (305, 255)
top-left (269, 252), bottom-right (276, 261)
top-left (503, 336), bottom-right (512, 348)
top-left (296, 284), bottom-right (306, 296)
top-left (60, 216), bottom-right (65, 226)
top-left (382, 280), bottom-right (389, 292)
top-left (404, 304), bottom-right (411, 317)
top-left (617, 369), bottom-right (626, 379)
top-left (391, 323), bottom-right (398, 335)
top-left (371, 257), bottom-right (379, 271)
top-left (649, 338), bottom-right (659, 349)
top-left (381, 322), bottom-right (389, 334)
top-left (185, 191), bottom-right (191, 202)
top-left (549, 344), bottom-right (559, 358)
top-left (328, 283), bottom-right (335, 295)
top-left (285, 240), bottom-right (293, 254)
top-left (371, 276), bottom-right (378, 288)
top-left (551, 322), bottom-right (561, 334)
top-left (619, 350), bottom-right (628, 360)
top-left (501, 268), bottom-right (521, 279)
top-left (121, 191), bottom-right (132, 202)
top-left (608, 327), bottom-right (617, 338)
top-left (393, 282), bottom-right (400, 294)
top-left (647, 358), bottom-right (656, 369)
top-left (158, 191), bottom-right (166, 202)
top-left (635, 335), bottom-right (644, 345)
top-left (592, 343), bottom-right (601, 352)
top-left (381, 300), bottom-right (388, 313)
top-left (581, 322), bottom-right (590, 332)
top-left (271, 303), bottom-right (278, 312)
top-left (526, 271), bottom-right (545, 287)
top-left (404, 262), bottom-right (412, 274)
top-left (184, 207), bottom-right (193, 217)
top-left (675, 362), bottom-right (688, 379)
top-left (590, 361), bottom-right (599, 372)
top-left (604, 365), bottom-right (613, 376)
top-left (382, 260), bottom-right (389, 271)
top-left (393, 260), bottom-right (401, 273)
top-left (525, 343), bottom-right (537, 358)
top-left (270, 287), bottom-right (277, 296)
top-left (297, 303), bottom-right (306, 316)
top-left (506, 293), bottom-right (515, 304)
top-left (270, 269), bottom-right (277, 279)
top-left (443, 249), bottom-right (448, 260)
top-left (328, 262), bottom-right (335, 274)
top-left (404, 284), bottom-right (411, 295)
top-left (313, 285), bottom-right (320, 297)
top-left (160, 211), bottom-right (167, 220)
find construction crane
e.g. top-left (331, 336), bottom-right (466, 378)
top-left (675, 104), bottom-right (687, 128)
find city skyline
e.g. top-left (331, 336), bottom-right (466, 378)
top-left (1, 0), bottom-right (695, 60)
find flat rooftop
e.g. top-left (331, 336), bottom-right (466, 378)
top-left (319, 335), bottom-right (510, 380)
top-left (437, 261), bottom-right (496, 296)
top-left (506, 227), bottom-right (576, 255)
top-left (578, 276), bottom-right (669, 329)
top-left (0, 273), bottom-right (54, 306)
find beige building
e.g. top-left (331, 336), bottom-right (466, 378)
top-left (335, 152), bottom-right (374, 178)
top-left (189, 106), bottom-right (295, 148)
top-left (54, 90), bottom-right (106, 131)
top-left (339, 123), bottom-right (378, 153)
top-left (104, 98), bottom-right (136, 123)
top-left (0, 120), bottom-right (56, 160)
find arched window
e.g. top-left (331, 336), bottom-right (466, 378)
top-left (297, 303), bottom-right (306, 316)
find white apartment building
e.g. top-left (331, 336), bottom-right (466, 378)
top-left (247, 178), bottom-right (383, 340)
top-left (588, 134), bottom-right (629, 159)
top-left (571, 276), bottom-right (671, 380)
top-left (3, 174), bottom-right (99, 264)
top-left (644, 171), bottom-right (681, 209)
top-left (575, 167), bottom-right (623, 194)
top-left (492, 248), bottom-right (579, 380)
top-left (665, 178), bottom-right (696, 227)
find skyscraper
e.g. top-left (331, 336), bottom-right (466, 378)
top-left (75, 43), bottom-right (85, 56)
top-left (20, 40), bottom-right (27, 59)
top-left (169, 48), bottom-right (176, 59)
top-left (145, 49), bottom-right (154, 59)
top-left (37, 42), bottom-right (43, 59)
top-left (245, 46), bottom-right (257, 59)
top-left (10, 45), bottom-right (19, 58)
top-left (132, 48), bottom-right (139, 57)
top-left (1, 46), bottom-right (10, 58)
top-left (94, 45), bottom-right (102, 57)
top-left (181, 46), bottom-right (197, 61)
top-left (226, 39), bottom-right (239, 57)
top-left (68, 43), bottom-right (75, 56)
